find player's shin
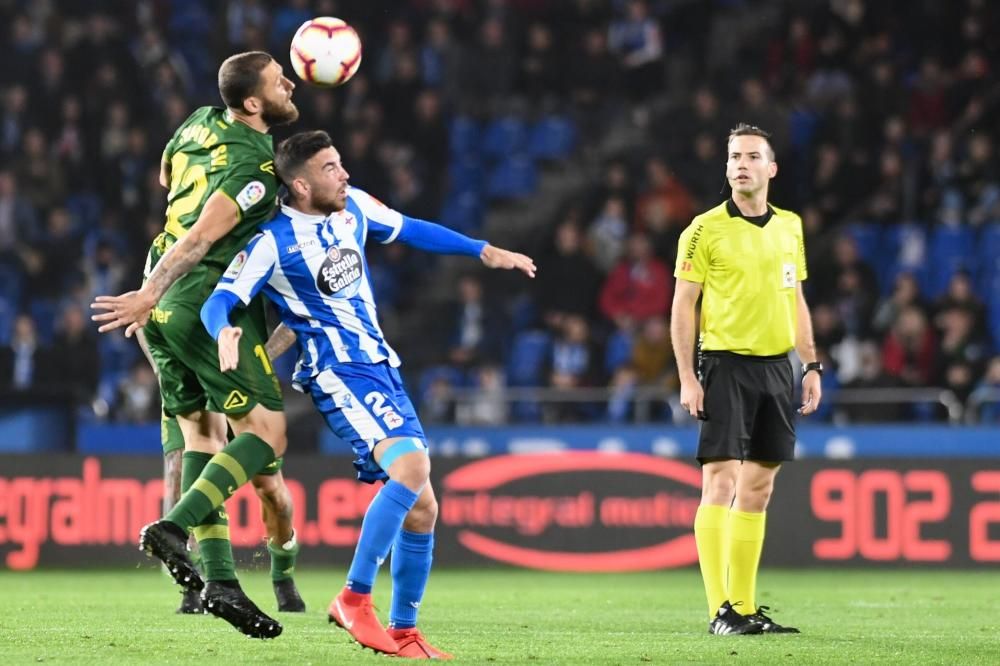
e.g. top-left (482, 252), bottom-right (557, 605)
top-left (695, 504), bottom-right (730, 618)
top-left (389, 530), bottom-right (433, 629)
top-left (728, 510), bottom-right (766, 615)
top-left (346, 480), bottom-right (419, 593)
top-left (165, 433), bottom-right (276, 532)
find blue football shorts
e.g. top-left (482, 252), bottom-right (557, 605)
top-left (302, 361), bottom-right (426, 483)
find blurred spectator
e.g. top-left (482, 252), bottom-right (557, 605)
top-left (630, 316), bottom-right (675, 389)
top-left (587, 195), bottom-right (629, 272)
top-left (970, 356), bottom-right (1000, 423)
top-left (445, 274), bottom-right (504, 367)
top-left (634, 156), bottom-right (695, 236)
top-left (873, 272), bottom-right (927, 335)
top-left (882, 306), bottom-right (937, 386)
top-left (113, 358), bottom-right (160, 423)
top-left (839, 341), bottom-right (905, 423)
top-left (535, 218), bottom-right (601, 329)
top-left (0, 169), bottom-right (38, 268)
top-left (48, 304), bottom-right (98, 405)
top-left (607, 0), bottom-right (663, 102)
top-left (566, 27), bottom-right (622, 137)
top-left (933, 271), bottom-right (987, 339)
top-left (518, 22), bottom-right (561, 101)
top-left (455, 365), bottom-right (508, 425)
top-left (0, 313), bottom-right (52, 391)
top-left (550, 315), bottom-right (599, 389)
top-left (599, 232), bottom-right (671, 330)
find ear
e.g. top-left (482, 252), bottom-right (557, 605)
top-left (292, 176), bottom-right (309, 199)
top-left (243, 95), bottom-right (262, 115)
top-left (768, 161), bottom-right (778, 179)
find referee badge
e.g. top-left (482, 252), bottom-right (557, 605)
top-left (782, 263), bottom-right (796, 288)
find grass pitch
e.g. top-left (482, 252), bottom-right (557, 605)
top-left (2, 568), bottom-right (998, 664)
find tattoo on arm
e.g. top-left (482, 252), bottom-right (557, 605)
top-left (144, 235), bottom-right (213, 301)
top-left (265, 324), bottom-right (297, 360)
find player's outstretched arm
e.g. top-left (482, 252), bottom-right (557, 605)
top-left (265, 324), bottom-right (298, 360)
top-left (391, 215), bottom-right (536, 277)
top-left (91, 192), bottom-right (241, 337)
top-left (480, 244), bottom-right (536, 278)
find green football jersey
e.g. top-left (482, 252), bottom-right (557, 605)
top-left (157, 106), bottom-right (279, 304)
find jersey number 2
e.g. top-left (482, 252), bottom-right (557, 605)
top-left (165, 152), bottom-right (208, 238)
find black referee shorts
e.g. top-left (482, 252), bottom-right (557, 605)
top-left (696, 351), bottom-right (796, 465)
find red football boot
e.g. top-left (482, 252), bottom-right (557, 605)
top-left (387, 627), bottom-right (453, 660)
top-left (327, 589), bottom-right (399, 655)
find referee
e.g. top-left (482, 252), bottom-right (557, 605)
top-left (671, 124), bottom-right (821, 635)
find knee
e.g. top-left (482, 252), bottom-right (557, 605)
top-left (702, 473), bottom-right (737, 505)
top-left (736, 480), bottom-right (774, 512)
top-left (380, 438), bottom-right (430, 491)
top-left (392, 451), bottom-right (431, 491)
top-left (406, 493), bottom-right (438, 532)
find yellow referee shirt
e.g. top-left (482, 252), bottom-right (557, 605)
top-left (674, 199), bottom-right (807, 356)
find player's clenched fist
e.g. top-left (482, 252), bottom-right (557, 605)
top-left (217, 326), bottom-right (243, 372)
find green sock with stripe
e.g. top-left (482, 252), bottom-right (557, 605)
top-left (166, 433), bottom-right (276, 533)
top-left (268, 533), bottom-right (300, 582)
top-left (181, 451), bottom-right (236, 581)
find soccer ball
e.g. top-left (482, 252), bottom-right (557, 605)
top-left (289, 17), bottom-right (362, 87)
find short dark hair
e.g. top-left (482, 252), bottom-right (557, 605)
top-left (218, 51), bottom-right (273, 111)
top-left (728, 122), bottom-right (775, 160)
top-left (275, 130), bottom-right (334, 186)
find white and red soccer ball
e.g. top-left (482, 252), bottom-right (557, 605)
top-left (290, 17), bottom-right (362, 87)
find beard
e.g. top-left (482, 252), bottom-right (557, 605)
top-left (261, 97), bottom-right (299, 127)
top-left (310, 189), bottom-right (347, 215)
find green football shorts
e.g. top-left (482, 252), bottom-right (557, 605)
top-left (144, 294), bottom-right (283, 419)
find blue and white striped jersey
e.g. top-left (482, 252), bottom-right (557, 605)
top-left (215, 186), bottom-right (404, 386)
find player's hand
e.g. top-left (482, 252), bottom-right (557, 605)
top-left (90, 289), bottom-right (156, 337)
top-left (679, 374), bottom-right (705, 420)
top-left (799, 370), bottom-right (822, 416)
top-left (480, 244), bottom-right (536, 278)
top-left (217, 326), bottom-right (243, 372)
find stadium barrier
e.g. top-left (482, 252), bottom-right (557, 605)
top-left (2, 452), bottom-right (998, 571)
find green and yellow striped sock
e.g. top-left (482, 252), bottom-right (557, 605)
top-left (180, 451), bottom-right (235, 581)
top-left (166, 433), bottom-right (275, 533)
top-left (268, 533), bottom-right (300, 582)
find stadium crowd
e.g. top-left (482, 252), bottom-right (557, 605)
top-left (1, 0), bottom-right (999, 426)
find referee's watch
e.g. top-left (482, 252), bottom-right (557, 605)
top-left (802, 361), bottom-right (824, 378)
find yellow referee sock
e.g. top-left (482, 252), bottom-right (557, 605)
top-left (728, 509), bottom-right (766, 615)
top-left (694, 504), bottom-right (729, 619)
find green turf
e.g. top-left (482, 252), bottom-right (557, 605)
top-left (2, 568), bottom-right (998, 664)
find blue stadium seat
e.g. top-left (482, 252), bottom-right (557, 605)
top-left (481, 117), bottom-right (528, 159)
top-left (977, 224), bottom-right (1000, 287)
top-left (844, 224), bottom-right (880, 266)
top-left (527, 115), bottom-right (577, 160)
top-left (0, 263), bottom-right (22, 309)
top-left (604, 329), bottom-right (633, 374)
top-left (507, 293), bottom-right (538, 333)
top-left (486, 156), bottom-right (538, 200)
top-left (448, 155), bottom-right (486, 196)
top-left (438, 191), bottom-right (484, 234)
top-left (506, 330), bottom-right (551, 386)
top-left (449, 116), bottom-right (481, 157)
top-left (28, 300), bottom-right (58, 345)
top-left (926, 226), bottom-right (976, 297)
top-left (879, 224), bottom-right (926, 293)
top-left (0, 294), bottom-right (14, 347)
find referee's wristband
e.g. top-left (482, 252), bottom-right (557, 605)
top-left (802, 361), bottom-right (824, 379)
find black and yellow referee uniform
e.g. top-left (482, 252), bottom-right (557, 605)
top-left (674, 198), bottom-right (806, 463)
